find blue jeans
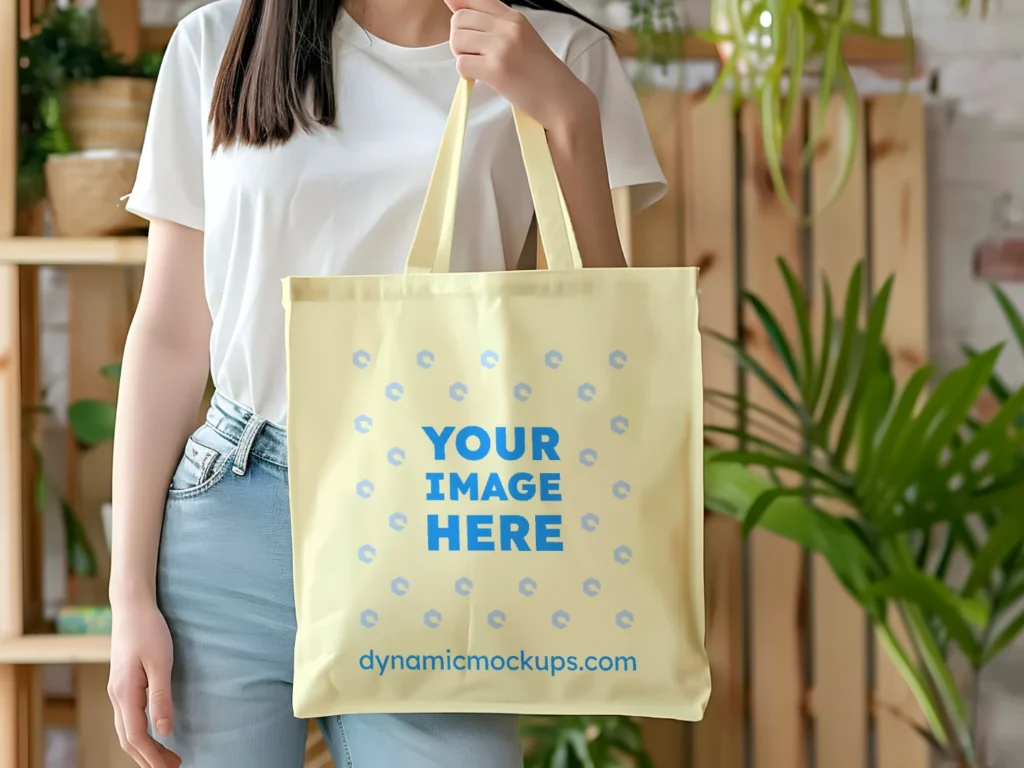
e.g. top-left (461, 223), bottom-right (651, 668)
top-left (156, 392), bottom-right (523, 767)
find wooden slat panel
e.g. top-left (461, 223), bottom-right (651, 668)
top-left (0, 266), bottom-right (22, 635)
top-left (682, 93), bottom-right (743, 768)
top-left (0, 0), bottom-right (14, 241)
top-left (633, 89), bottom-right (682, 268)
top-left (632, 88), bottom-right (689, 765)
top-left (868, 94), bottom-right (930, 768)
top-left (0, 266), bottom-right (22, 768)
top-left (97, 0), bottom-right (140, 60)
top-left (740, 102), bottom-right (808, 768)
top-left (0, 0), bottom-right (20, 758)
top-left (66, 269), bottom-right (135, 606)
top-left (20, 266), bottom-right (43, 633)
top-left (16, 666), bottom-right (42, 768)
top-left (0, 667), bottom-right (15, 768)
top-left (810, 95), bottom-right (870, 768)
top-left (641, 718), bottom-right (685, 767)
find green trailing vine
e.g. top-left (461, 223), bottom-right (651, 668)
top-left (623, 0), bottom-right (989, 217)
top-left (18, 7), bottom-right (163, 209)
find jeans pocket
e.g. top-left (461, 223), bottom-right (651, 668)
top-left (167, 424), bottom-right (236, 500)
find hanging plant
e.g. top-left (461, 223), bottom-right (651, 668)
top-left (623, 0), bottom-right (990, 217)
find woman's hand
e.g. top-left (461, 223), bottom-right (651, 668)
top-left (446, 0), bottom-right (627, 267)
top-left (108, 599), bottom-right (181, 768)
top-left (446, 0), bottom-right (597, 131)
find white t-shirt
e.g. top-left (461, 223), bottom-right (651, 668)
top-left (127, 0), bottom-right (667, 426)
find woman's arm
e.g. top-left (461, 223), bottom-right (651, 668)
top-left (445, 0), bottom-right (629, 268)
top-left (110, 220), bottom-right (210, 604)
top-left (545, 92), bottom-right (626, 268)
top-left (108, 219), bottom-right (210, 768)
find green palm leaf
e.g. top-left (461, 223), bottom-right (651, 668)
top-left (777, 258), bottom-right (815, 397)
top-left (834, 276), bottom-right (893, 465)
top-left (816, 263), bottom-right (864, 440)
top-left (745, 291), bottom-right (801, 392)
top-left (808, 276), bottom-right (834, 413)
top-left (709, 331), bottom-right (808, 422)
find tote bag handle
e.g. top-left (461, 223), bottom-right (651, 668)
top-left (404, 78), bottom-right (583, 275)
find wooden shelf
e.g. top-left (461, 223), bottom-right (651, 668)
top-left (0, 635), bottom-right (110, 665)
top-left (613, 29), bottom-right (915, 66)
top-left (0, 237), bottom-right (147, 266)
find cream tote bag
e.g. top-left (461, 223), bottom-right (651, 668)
top-left (284, 79), bottom-right (710, 721)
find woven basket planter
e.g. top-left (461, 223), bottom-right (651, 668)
top-left (44, 151), bottom-right (146, 236)
top-left (63, 77), bottom-right (155, 152)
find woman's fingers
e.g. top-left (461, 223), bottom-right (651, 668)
top-left (444, 0), bottom-right (514, 17)
top-left (156, 743), bottom-right (183, 768)
top-left (450, 8), bottom-right (497, 32)
top-left (144, 655), bottom-right (174, 739)
top-left (449, 28), bottom-right (492, 56)
top-left (112, 704), bottom-right (149, 768)
top-left (121, 677), bottom-right (170, 768)
top-left (453, 53), bottom-right (495, 82)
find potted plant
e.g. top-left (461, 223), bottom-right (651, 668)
top-left (522, 714), bottom-right (653, 767)
top-left (704, 261), bottom-right (1024, 768)
top-left (662, 0), bottom-right (990, 213)
top-left (18, 6), bottom-right (163, 233)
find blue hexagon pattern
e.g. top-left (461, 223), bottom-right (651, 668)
top-left (614, 545), bottom-right (633, 565)
top-left (551, 610), bottom-right (570, 629)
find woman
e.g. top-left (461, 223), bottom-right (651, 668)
top-left (108, 0), bottom-right (665, 763)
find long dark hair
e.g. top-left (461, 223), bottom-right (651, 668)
top-left (209, 0), bottom-right (606, 151)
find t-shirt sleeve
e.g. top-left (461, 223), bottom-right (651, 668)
top-left (568, 34), bottom-right (667, 213)
top-left (125, 23), bottom-right (206, 231)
